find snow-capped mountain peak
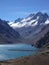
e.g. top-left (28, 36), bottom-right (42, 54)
top-left (9, 12), bottom-right (49, 28)
top-left (8, 12), bottom-right (49, 41)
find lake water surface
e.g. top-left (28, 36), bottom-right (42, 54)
top-left (0, 44), bottom-right (39, 61)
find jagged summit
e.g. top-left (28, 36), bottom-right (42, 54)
top-left (36, 12), bottom-right (43, 16)
top-left (9, 12), bottom-right (49, 28)
top-left (26, 13), bottom-right (35, 18)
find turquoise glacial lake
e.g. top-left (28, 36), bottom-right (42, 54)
top-left (0, 44), bottom-right (39, 61)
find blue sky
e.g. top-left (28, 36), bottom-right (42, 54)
top-left (0, 0), bottom-right (49, 21)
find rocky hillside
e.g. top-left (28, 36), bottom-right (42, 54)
top-left (35, 29), bottom-right (49, 48)
top-left (0, 19), bottom-right (20, 43)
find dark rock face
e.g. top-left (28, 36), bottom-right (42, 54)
top-left (14, 18), bottom-right (23, 23)
top-left (0, 19), bottom-right (20, 43)
top-left (36, 31), bottom-right (49, 48)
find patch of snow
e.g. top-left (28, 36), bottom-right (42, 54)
top-left (45, 19), bottom-right (49, 24)
top-left (37, 16), bottom-right (39, 19)
top-left (32, 21), bottom-right (38, 26)
top-left (9, 19), bottom-right (38, 28)
top-left (21, 17), bottom-right (32, 22)
top-left (8, 22), bottom-right (14, 25)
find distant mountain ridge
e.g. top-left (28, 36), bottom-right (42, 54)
top-left (9, 12), bottom-right (49, 28)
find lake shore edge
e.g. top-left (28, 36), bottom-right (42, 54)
top-left (0, 50), bottom-right (49, 65)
